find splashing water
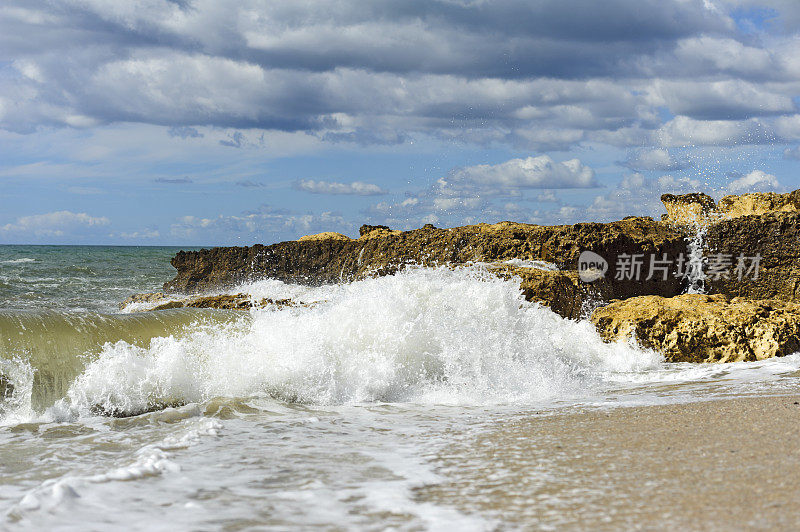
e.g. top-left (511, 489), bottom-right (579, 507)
top-left (684, 224), bottom-right (707, 294)
top-left (2, 251), bottom-right (800, 531)
top-left (0, 266), bottom-right (663, 422)
top-left (55, 267), bottom-right (662, 418)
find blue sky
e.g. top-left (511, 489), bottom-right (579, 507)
top-left (2, 0), bottom-right (800, 245)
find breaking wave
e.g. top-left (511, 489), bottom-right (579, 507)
top-left (1, 267), bottom-right (663, 421)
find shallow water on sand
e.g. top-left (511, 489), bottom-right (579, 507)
top-left (1, 246), bottom-right (799, 530)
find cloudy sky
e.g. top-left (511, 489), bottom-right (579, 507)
top-left (2, 0), bottom-right (800, 245)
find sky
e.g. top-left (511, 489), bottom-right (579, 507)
top-left (2, 0), bottom-right (800, 245)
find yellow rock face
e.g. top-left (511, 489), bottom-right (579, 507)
top-left (357, 229), bottom-right (402, 240)
top-left (717, 190), bottom-right (800, 218)
top-left (660, 189), bottom-right (800, 224)
top-left (297, 232), bottom-right (351, 242)
top-left (592, 294), bottom-right (800, 363)
top-left (660, 193), bottom-right (718, 226)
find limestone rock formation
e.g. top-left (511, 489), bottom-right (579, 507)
top-left (126, 187), bottom-right (800, 363)
top-left (121, 292), bottom-right (297, 312)
top-left (592, 294), bottom-right (800, 363)
top-left (297, 232), bottom-right (351, 242)
top-left (358, 224), bottom-right (402, 239)
top-left (661, 193), bottom-right (717, 226)
top-left (703, 210), bottom-right (800, 302)
top-left (163, 217), bottom-right (687, 319)
top-left (359, 224), bottom-right (389, 236)
top-left (717, 190), bottom-right (800, 218)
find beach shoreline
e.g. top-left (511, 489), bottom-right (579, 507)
top-left (417, 393), bottom-right (800, 530)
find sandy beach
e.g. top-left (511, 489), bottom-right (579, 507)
top-left (417, 394), bottom-right (800, 530)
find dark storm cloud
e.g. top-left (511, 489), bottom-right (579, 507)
top-left (2, 0), bottom-right (800, 149)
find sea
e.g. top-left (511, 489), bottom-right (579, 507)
top-left (1, 245), bottom-right (799, 530)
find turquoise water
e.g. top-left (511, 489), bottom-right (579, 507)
top-left (0, 245), bottom-right (188, 312)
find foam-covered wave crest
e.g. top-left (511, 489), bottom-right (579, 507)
top-left (60, 267), bottom-right (661, 416)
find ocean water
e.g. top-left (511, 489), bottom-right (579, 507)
top-left (1, 245), bottom-right (799, 530)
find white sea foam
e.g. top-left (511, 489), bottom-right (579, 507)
top-left (60, 266), bottom-right (662, 415)
top-left (502, 258), bottom-right (559, 271)
top-left (0, 358), bottom-right (35, 424)
top-left (9, 417), bottom-right (220, 520)
top-left (1, 258), bottom-right (36, 264)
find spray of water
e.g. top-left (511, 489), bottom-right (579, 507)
top-left (684, 223), bottom-right (707, 294)
top-left (33, 266), bottom-right (662, 418)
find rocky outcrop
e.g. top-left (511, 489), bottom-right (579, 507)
top-left (120, 292), bottom-right (298, 312)
top-left (358, 224), bottom-right (402, 240)
top-left (133, 188), bottom-right (800, 362)
top-left (592, 294), bottom-right (800, 363)
top-left (717, 190), bottom-right (800, 218)
top-left (163, 217), bottom-right (688, 319)
top-left (704, 210), bottom-right (800, 301)
top-left (359, 224), bottom-right (390, 236)
top-left (661, 193), bottom-right (718, 226)
top-left (297, 232), bottom-right (351, 242)
top-left (158, 191), bottom-right (800, 319)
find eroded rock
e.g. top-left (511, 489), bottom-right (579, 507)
top-left (704, 211), bottom-right (800, 302)
top-left (592, 294), bottom-right (800, 363)
top-left (359, 224), bottom-right (390, 236)
top-left (717, 190), bottom-right (800, 218)
top-left (358, 224), bottom-right (401, 240)
top-left (163, 217), bottom-right (687, 319)
top-left (122, 292), bottom-right (298, 312)
top-left (297, 232), bottom-right (351, 242)
top-left (661, 193), bottom-right (717, 226)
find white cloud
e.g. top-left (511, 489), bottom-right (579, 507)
top-left (725, 170), bottom-right (781, 193)
top-left (670, 36), bottom-right (776, 79)
top-left (649, 80), bottom-right (794, 120)
top-left (169, 207), bottom-right (349, 241)
top-left (0, 0), bottom-right (794, 152)
top-left (784, 146), bottom-right (800, 160)
top-left (295, 179), bottom-right (386, 195)
top-left (621, 148), bottom-right (691, 171)
top-left (432, 196), bottom-right (486, 212)
top-left (536, 191), bottom-right (559, 203)
top-left (441, 156), bottom-right (597, 194)
top-left (656, 116), bottom-right (775, 147)
top-left (1, 211), bottom-right (110, 238)
top-left (558, 173), bottom-right (702, 223)
top-left (114, 229), bottom-right (161, 239)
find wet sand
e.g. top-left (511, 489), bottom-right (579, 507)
top-left (417, 395), bottom-right (800, 530)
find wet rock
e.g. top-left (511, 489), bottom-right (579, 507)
top-left (119, 292), bottom-right (168, 309)
top-left (154, 187), bottom-right (800, 330)
top-left (592, 294), bottom-right (800, 363)
top-left (704, 211), bottom-right (800, 302)
top-left (163, 218), bottom-right (687, 319)
top-left (152, 294), bottom-right (254, 310)
top-left (124, 293), bottom-right (298, 312)
top-left (661, 193), bottom-right (717, 226)
top-left (0, 374), bottom-right (14, 400)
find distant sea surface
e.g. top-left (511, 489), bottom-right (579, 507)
top-left (0, 245), bottom-right (186, 312)
top-left (1, 245), bottom-right (799, 530)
